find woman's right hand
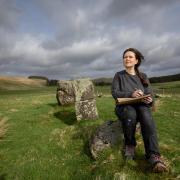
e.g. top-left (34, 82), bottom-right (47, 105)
top-left (132, 89), bottom-right (144, 98)
top-left (142, 96), bottom-right (153, 104)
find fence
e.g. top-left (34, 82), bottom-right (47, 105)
top-left (153, 88), bottom-right (180, 97)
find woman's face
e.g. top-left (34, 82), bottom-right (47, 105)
top-left (123, 51), bottom-right (138, 69)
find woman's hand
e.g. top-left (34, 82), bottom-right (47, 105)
top-left (142, 96), bottom-right (153, 104)
top-left (132, 89), bottom-right (144, 98)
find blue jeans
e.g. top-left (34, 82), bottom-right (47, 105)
top-left (115, 104), bottom-right (160, 158)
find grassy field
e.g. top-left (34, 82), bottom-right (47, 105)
top-left (0, 82), bottom-right (180, 179)
top-left (151, 81), bottom-right (180, 96)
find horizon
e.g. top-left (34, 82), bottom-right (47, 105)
top-left (0, 72), bottom-right (179, 81)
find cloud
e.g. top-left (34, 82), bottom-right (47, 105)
top-left (0, 0), bottom-right (180, 79)
top-left (0, 0), bottom-right (20, 31)
top-left (0, 33), bottom-right (113, 78)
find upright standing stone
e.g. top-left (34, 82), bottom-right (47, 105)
top-left (75, 99), bottom-right (98, 120)
top-left (73, 79), bottom-right (98, 121)
top-left (56, 80), bottom-right (75, 105)
top-left (56, 78), bottom-right (98, 121)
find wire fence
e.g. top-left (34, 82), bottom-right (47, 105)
top-left (153, 88), bottom-right (180, 97)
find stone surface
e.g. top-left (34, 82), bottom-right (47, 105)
top-left (56, 90), bottom-right (75, 105)
top-left (56, 80), bottom-right (75, 105)
top-left (75, 99), bottom-right (98, 121)
top-left (89, 120), bottom-right (123, 159)
top-left (73, 78), bottom-right (98, 121)
top-left (73, 79), bottom-right (95, 101)
top-left (56, 78), bottom-right (98, 120)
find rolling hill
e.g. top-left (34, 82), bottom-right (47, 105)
top-left (0, 76), bottom-right (47, 90)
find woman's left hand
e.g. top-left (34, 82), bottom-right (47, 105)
top-left (142, 96), bottom-right (153, 104)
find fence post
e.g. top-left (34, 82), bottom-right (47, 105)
top-left (162, 88), bottom-right (164, 96)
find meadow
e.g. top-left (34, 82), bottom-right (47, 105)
top-left (0, 81), bottom-right (180, 179)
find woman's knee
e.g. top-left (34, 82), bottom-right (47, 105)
top-left (140, 114), bottom-right (157, 135)
top-left (138, 106), bottom-right (154, 124)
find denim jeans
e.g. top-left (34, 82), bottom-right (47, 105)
top-left (115, 104), bottom-right (160, 158)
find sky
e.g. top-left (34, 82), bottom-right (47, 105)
top-left (0, 0), bottom-right (180, 80)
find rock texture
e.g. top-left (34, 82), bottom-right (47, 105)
top-left (89, 120), bottom-right (123, 159)
top-left (74, 79), bottom-right (98, 121)
top-left (56, 80), bottom-right (75, 105)
top-left (56, 78), bottom-right (98, 120)
top-left (75, 100), bottom-right (98, 121)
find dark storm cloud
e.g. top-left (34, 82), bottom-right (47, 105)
top-left (103, 0), bottom-right (180, 34)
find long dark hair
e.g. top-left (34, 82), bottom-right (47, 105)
top-left (123, 48), bottom-right (148, 87)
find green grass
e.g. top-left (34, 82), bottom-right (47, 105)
top-left (0, 84), bottom-right (180, 179)
top-left (94, 85), bottom-right (111, 95)
top-left (151, 81), bottom-right (180, 95)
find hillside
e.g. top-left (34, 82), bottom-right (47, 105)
top-left (0, 76), bottom-right (47, 90)
top-left (1, 73), bottom-right (180, 90)
top-left (150, 73), bottom-right (180, 83)
top-left (93, 73), bottom-right (180, 85)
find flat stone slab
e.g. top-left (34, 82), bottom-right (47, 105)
top-left (89, 120), bottom-right (123, 159)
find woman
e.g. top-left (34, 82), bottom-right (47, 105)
top-left (111, 48), bottom-right (167, 173)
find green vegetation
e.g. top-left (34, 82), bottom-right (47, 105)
top-left (149, 73), bottom-right (180, 83)
top-left (0, 82), bottom-right (180, 179)
top-left (151, 81), bottom-right (180, 95)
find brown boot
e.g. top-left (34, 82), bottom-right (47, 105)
top-left (148, 154), bottom-right (168, 173)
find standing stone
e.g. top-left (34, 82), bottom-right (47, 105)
top-left (56, 80), bottom-right (75, 105)
top-left (73, 79), bottom-right (98, 121)
top-left (56, 78), bottom-right (98, 121)
top-left (75, 99), bottom-right (98, 121)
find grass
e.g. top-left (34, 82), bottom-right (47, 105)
top-left (151, 81), bottom-right (180, 95)
top-left (0, 82), bottom-right (180, 179)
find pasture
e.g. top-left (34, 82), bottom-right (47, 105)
top-left (0, 81), bottom-right (180, 179)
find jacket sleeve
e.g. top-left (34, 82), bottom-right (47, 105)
top-left (111, 72), bottom-right (132, 99)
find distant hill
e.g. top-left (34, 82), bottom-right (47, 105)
top-left (1, 73), bottom-right (179, 90)
top-left (93, 73), bottom-right (180, 86)
top-left (92, 77), bottom-right (112, 86)
top-left (149, 73), bottom-right (180, 83)
top-left (0, 76), bottom-right (47, 90)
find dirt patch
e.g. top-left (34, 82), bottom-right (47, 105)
top-left (10, 109), bottom-right (19, 112)
top-left (152, 99), bottom-right (162, 111)
top-left (0, 117), bottom-right (9, 139)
